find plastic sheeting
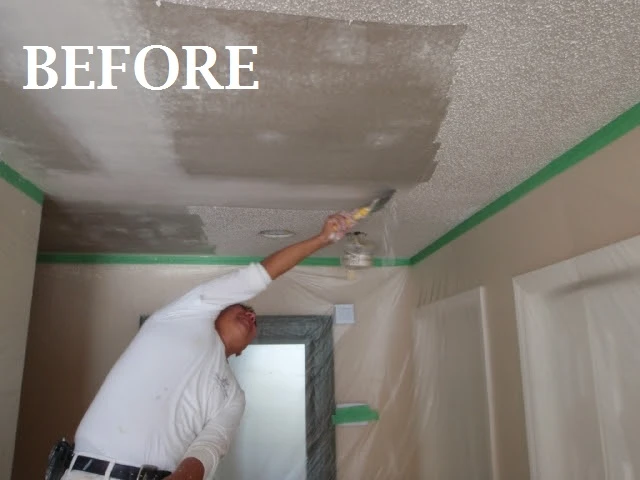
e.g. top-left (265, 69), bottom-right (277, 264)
top-left (514, 233), bottom-right (640, 480)
top-left (412, 287), bottom-right (495, 480)
top-left (248, 266), bottom-right (419, 480)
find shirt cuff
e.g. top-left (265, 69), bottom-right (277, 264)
top-left (182, 447), bottom-right (217, 478)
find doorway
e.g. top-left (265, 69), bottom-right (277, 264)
top-left (216, 315), bottom-right (337, 480)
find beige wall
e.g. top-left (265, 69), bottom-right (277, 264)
top-left (14, 264), bottom-right (419, 479)
top-left (412, 127), bottom-right (640, 480)
top-left (0, 179), bottom-right (41, 479)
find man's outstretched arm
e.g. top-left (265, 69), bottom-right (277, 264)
top-left (260, 213), bottom-right (352, 280)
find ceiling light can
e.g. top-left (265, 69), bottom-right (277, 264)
top-left (259, 229), bottom-right (295, 239)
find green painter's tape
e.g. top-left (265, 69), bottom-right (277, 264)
top-left (0, 161), bottom-right (44, 205)
top-left (36, 252), bottom-right (411, 267)
top-left (332, 405), bottom-right (379, 425)
top-left (410, 102), bottom-right (640, 265)
top-left (374, 257), bottom-right (411, 267)
top-left (37, 253), bottom-right (265, 265)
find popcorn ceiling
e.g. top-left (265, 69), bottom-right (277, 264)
top-left (158, 0), bottom-right (640, 256)
top-left (1, 0), bottom-right (639, 257)
top-left (188, 206), bottom-right (341, 256)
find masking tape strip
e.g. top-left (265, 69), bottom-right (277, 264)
top-left (332, 404), bottom-right (379, 425)
top-left (410, 102), bottom-right (640, 265)
top-left (36, 252), bottom-right (411, 266)
top-left (0, 160), bottom-right (44, 205)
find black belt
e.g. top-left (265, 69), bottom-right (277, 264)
top-left (71, 455), bottom-right (172, 480)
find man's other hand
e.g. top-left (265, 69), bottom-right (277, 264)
top-left (165, 457), bottom-right (205, 480)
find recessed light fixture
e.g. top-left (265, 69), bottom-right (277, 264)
top-left (258, 229), bottom-right (295, 239)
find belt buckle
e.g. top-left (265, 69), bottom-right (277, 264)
top-left (137, 465), bottom-right (158, 480)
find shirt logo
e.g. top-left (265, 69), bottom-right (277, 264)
top-left (216, 375), bottom-right (230, 400)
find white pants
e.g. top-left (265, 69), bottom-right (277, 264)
top-left (61, 472), bottom-right (107, 480)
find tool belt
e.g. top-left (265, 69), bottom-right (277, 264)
top-left (45, 439), bottom-right (171, 480)
top-left (45, 438), bottom-right (75, 480)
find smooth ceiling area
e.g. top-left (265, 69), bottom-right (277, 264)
top-left (1, 0), bottom-right (639, 257)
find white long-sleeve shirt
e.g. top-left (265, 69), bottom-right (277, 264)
top-left (74, 263), bottom-right (272, 477)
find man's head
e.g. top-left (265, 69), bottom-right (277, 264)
top-left (214, 303), bottom-right (257, 357)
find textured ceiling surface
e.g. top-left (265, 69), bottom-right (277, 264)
top-left (1, 0), bottom-right (639, 258)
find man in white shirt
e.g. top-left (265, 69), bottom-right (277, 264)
top-left (57, 213), bottom-right (352, 480)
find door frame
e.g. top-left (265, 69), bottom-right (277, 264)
top-left (254, 315), bottom-right (337, 480)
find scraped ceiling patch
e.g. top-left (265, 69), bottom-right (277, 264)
top-left (0, 80), bottom-right (100, 173)
top-left (135, 4), bottom-right (464, 185)
top-left (39, 201), bottom-right (213, 254)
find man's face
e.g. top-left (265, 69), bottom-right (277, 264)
top-left (215, 304), bottom-right (257, 356)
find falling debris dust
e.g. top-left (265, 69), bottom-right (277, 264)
top-left (379, 196), bottom-right (399, 265)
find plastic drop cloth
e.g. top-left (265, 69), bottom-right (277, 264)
top-left (246, 265), bottom-right (420, 480)
top-left (514, 233), bottom-right (640, 480)
top-left (214, 262), bottom-right (497, 480)
top-left (411, 288), bottom-right (495, 480)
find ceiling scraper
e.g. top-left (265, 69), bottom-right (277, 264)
top-left (330, 189), bottom-right (396, 242)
